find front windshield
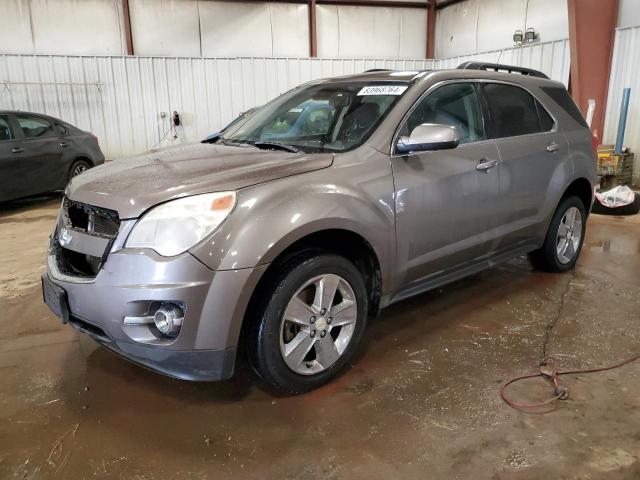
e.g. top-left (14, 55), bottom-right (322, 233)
top-left (222, 82), bottom-right (409, 153)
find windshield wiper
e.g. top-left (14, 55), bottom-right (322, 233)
top-left (253, 141), bottom-right (300, 153)
top-left (215, 135), bottom-right (254, 148)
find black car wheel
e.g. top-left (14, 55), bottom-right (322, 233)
top-left (529, 195), bottom-right (587, 272)
top-left (69, 159), bottom-right (91, 181)
top-left (247, 253), bottom-right (367, 394)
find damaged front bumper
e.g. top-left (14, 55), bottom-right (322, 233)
top-left (43, 197), bottom-right (264, 381)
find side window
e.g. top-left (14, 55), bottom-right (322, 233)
top-left (0, 116), bottom-right (12, 141)
top-left (536, 100), bottom-right (555, 132)
top-left (403, 82), bottom-right (484, 145)
top-left (482, 83), bottom-right (543, 138)
top-left (16, 115), bottom-right (57, 139)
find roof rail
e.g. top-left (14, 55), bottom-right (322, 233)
top-left (457, 61), bottom-right (549, 79)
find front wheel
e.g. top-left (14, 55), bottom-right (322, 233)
top-left (247, 253), bottom-right (367, 394)
top-left (529, 195), bottom-right (587, 272)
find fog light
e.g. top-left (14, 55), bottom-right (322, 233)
top-left (153, 303), bottom-right (184, 337)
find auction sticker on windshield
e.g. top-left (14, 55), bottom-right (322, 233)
top-left (357, 85), bottom-right (408, 96)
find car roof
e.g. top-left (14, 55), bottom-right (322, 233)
top-left (311, 64), bottom-right (561, 89)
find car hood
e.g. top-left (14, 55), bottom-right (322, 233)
top-left (66, 143), bottom-right (334, 218)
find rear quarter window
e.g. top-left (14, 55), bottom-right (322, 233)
top-left (540, 86), bottom-right (588, 128)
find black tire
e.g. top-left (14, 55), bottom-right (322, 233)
top-left (529, 195), bottom-right (587, 273)
top-left (591, 195), bottom-right (640, 216)
top-left (68, 159), bottom-right (91, 181)
top-left (247, 253), bottom-right (367, 394)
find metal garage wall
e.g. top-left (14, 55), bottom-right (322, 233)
top-left (316, 5), bottom-right (427, 59)
top-left (0, 0), bottom-right (127, 55)
top-left (433, 39), bottom-right (571, 86)
top-left (435, 0), bottom-right (569, 58)
top-left (0, 41), bottom-right (569, 160)
top-left (603, 26), bottom-right (640, 184)
top-left (0, 55), bottom-right (434, 159)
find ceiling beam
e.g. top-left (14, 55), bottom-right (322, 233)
top-left (436, 0), bottom-right (466, 10)
top-left (212, 0), bottom-right (430, 7)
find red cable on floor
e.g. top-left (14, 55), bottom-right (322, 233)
top-left (500, 352), bottom-right (640, 412)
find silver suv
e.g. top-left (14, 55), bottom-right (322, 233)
top-left (43, 63), bottom-right (595, 394)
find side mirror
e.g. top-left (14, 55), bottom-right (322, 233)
top-left (396, 123), bottom-right (460, 154)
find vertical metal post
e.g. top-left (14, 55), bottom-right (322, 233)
top-left (426, 1), bottom-right (436, 59)
top-left (123, 0), bottom-right (134, 55)
top-left (309, 0), bottom-right (318, 57)
top-left (615, 88), bottom-right (631, 154)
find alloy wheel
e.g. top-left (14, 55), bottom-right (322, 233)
top-left (279, 274), bottom-right (357, 375)
top-left (73, 163), bottom-right (88, 177)
top-left (556, 206), bottom-right (582, 264)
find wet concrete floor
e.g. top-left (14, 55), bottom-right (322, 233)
top-left (1, 194), bottom-right (639, 479)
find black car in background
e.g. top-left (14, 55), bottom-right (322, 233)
top-left (0, 111), bottom-right (105, 202)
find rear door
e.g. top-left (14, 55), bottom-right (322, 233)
top-left (0, 114), bottom-right (23, 202)
top-left (479, 82), bottom-right (568, 248)
top-left (14, 114), bottom-right (68, 196)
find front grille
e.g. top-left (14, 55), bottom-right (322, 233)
top-left (64, 198), bottom-right (120, 238)
top-left (53, 198), bottom-right (121, 278)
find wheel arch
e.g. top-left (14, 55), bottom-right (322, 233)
top-left (237, 227), bottom-right (383, 355)
top-left (560, 177), bottom-right (593, 215)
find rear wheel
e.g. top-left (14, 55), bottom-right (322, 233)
top-left (68, 159), bottom-right (91, 181)
top-left (247, 253), bottom-right (367, 394)
top-left (529, 195), bottom-right (586, 272)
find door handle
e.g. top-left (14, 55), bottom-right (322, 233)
top-left (59, 142), bottom-right (69, 148)
top-left (546, 142), bottom-right (560, 152)
top-left (11, 147), bottom-right (24, 154)
top-left (476, 158), bottom-right (497, 171)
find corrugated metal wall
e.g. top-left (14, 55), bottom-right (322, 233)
top-left (0, 39), bottom-right (569, 159)
top-left (433, 39), bottom-right (570, 86)
top-left (603, 26), bottom-right (640, 183)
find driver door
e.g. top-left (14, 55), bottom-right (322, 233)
top-left (391, 82), bottom-right (502, 295)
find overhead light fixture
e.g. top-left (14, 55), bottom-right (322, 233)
top-left (525, 27), bottom-right (536, 44)
top-left (513, 30), bottom-right (523, 47)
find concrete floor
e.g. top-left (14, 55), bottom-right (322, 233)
top-left (1, 194), bottom-right (639, 480)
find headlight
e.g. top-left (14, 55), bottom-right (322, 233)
top-left (126, 192), bottom-right (236, 256)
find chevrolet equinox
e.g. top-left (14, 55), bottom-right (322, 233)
top-left (43, 63), bottom-right (596, 394)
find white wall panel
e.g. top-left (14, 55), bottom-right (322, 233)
top-left (618, 0), bottom-right (640, 28)
top-left (317, 5), bottom-right (427, 59)
top-left (0, 55), bottom-right (434, 159)
top-left (199, 2), bottom-right (308, 57)
top-left (603, 27), bottom-right (640, 183)
top-left (0, 0), bottom-right (125, 55)
top-left (130, 0), bottom-right (201, 56)
top-left (0, 0), bottom-right (35, 54)
top-left (435, 0), bottom-right (479, 58)
top-left (525, 0), bottom-right (569, 43)
top-left (436, 0), bottom-right (568, 58)
top-left (476, 0), bottom-right (527, 53)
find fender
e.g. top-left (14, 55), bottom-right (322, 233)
top-left (189, 168), bottom-right (396, 293)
